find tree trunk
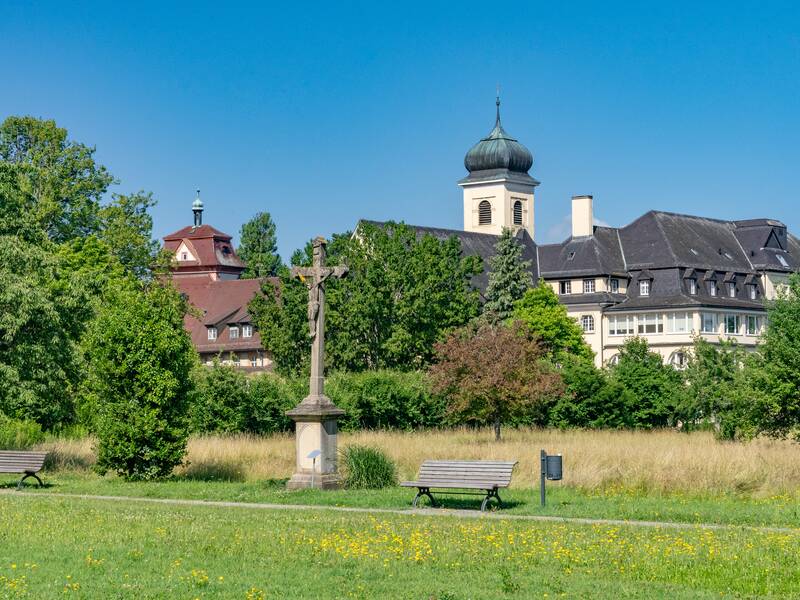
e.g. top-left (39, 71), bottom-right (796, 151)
top-left (494, 415), bottom-right (501, 441)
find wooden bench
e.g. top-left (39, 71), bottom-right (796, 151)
top-left (0, 451), bottom-right (47, 490)
top-left (401, 460), bottom-right (517, 511)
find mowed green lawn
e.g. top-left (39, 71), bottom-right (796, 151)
top-left (1, 494), bottom-right (799, 599)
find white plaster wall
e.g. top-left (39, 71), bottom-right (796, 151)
top-left (461, 180), bottom-right (534, 238)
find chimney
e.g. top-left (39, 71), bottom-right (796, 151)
top-left (571, 195), bottom-right (593, 237)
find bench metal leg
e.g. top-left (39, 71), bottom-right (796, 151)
top-left (17, 472), bottom-right (43, 490)
top-left (412, 487), bottom-right (436, 508)
top-left (480, 489), bottom-right (502, 512)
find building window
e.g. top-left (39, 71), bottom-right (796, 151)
top-left (580, 315), bottom-right (595, 333)
top-left (688, 279), bottom-right (697, 295)
top-left (559, 281), bottom-right (572, 295)
top-left (583, 279), bottom-right (595, 294)
top-left (746, 315), bottom-right (761, 335)
top-left (607, 354), bottom-right (620, 366)
top-left (610, 278), bottom-right (619, 293)
top-left (639, 280), bottom-right (650, 296)
top-left (724, 314), bottom-right (741, 335)
top-left (513, 200), bottom-right (523, 225)
top-left (229, 326), bottom-right (239, 339)
top-left (777, 254), bottom-right (789, 267)
top-left (700, 312), bottom-right (717, 333)
top-left (243, 325), bottom-right (253, 338)
top-left (181, 252), bottom-right (188, 261)
top-left (708, 282), bottom-right (717, 297)
top-left (665, 312), bottom-right (690, 334)
top-left (478, 200), bottom-right (492, 225)
top-left (609, 315), bottom-right (634, 336)
top-left (637, 313), bottom-right (663, 334)
top-left (207, 327), bottom-right (217, 341)
top-left (728, 283), bottom-right (736, 298)
top-left (669, 351), bottom-right (688, 370)
top-left (748, 284), bottom-right (757, 300)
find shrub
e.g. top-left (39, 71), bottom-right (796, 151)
top-left (82, 281), bottom-right (196, 480)
top-left (326, 370), bottom-right (445, 431)
top-left (0, 415), bottom-right (45, 449)
top-left (191, 361), bottom-right (250, 433)
top-left (340, 444), bottom-right (398, 489)
top-left (246, 372), bottom-right (303, 434)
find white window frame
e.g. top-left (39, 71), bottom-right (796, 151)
top-left (724, 314), bottom-right (741, 335)
top-left (609, 315), bottom-right (634, 336)
top-left (700, 312), bottom-right (718, 333)
top-left (243, 324), bottom-right (253, 338)
top-left (688, 279), bottom-right (697, 295)
top-left (746, 315), bottom-right (760, 336)
top-left (583, 279), bottom-right (595, 294)
top-left (639, 280), bottom-right (650, 296)
top-left (610, 278), bottom-right (619, 293)
top-left (749, 285), bottom-right (757, 300)
top-left (709, 282), bottom-right (717, 297)
top-left (665, 312), bottom-right (691, 334)
top-left (559, 280), bottom-right (572, 295)
top-left (728, 282), bottom-right (736, 298)
top-left (580, 315), bottom-right (595, 333)
top-left (207, 327), bottom-right (217, 341)
top-left (669, 351), bottom-right (688, 370)
top-left (181, 252), bottom-right (188, 261)
top-left (637, 313), bottom-right (663, 335)
top-left (229, 326), bottom-right (239, 340)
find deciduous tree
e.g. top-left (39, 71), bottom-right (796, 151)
top-left (239, 212), bottom-right (282, 278)
top-left (429, 320), bottom-right (563, 440)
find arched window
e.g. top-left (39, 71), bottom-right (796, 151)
top-left (513, 200), bottom-right (523, 225)
top-left (607, 354), bottom-right (620, 366)
top-left (478, 200), bottom-right (492, 225)
top-left (669, 351), bottom-right (688, 370)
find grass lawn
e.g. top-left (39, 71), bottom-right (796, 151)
top-left (1, 493), bottom-right (799, 599)
top-left (3, 472), bottom-right (800, 529)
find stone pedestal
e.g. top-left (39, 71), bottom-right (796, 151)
top-left (286, 395), bottom-right (345, 490)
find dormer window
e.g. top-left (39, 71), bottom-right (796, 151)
top-left (728, 283), bottom-right (736, 298)
top-left (583, 279), bottom-right (595, 293)
top-left (709, 282), bottom-right (717, 297)
top-left (243, 325), bottom-right (253, 338)
top-left (610, 278), bottom-right (619, 293)
top-left (777, 254), bottom-right (789, 268)
top-left (749, 285), bottom-right (757, 300)
top-left (229, 326), bottom-right (239, 340)
top-left (688, 279), bottom-right (697, 295)
top-left (639, 280), bottom-right (650, 296)
top-left (207, 327), bottom-right (217, 341)
top-left (478, 200), bottom-right (492, 225)
top-left (221, 245), bottom-right (231, 255)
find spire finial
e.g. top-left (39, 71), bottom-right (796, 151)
top-left (495, 84), bottom-right (501, 126)
top-left (192, 189), bottom-right (204, 227)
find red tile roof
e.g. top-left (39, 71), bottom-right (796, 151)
top-left (164, 225), bottom-right (245, 274)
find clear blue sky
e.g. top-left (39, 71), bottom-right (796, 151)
top-left (3, 1), bottom-right (799, 260)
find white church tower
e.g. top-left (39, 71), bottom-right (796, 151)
top-left (458, 97), bottom-right (539, 238)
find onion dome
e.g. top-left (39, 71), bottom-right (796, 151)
top-left (192, 189), bottom-right (204, 211)
top-left (464, 97), bottom-right (533, 174)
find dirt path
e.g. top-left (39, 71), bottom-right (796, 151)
top-left (3, 489), bottom-right (797, 534)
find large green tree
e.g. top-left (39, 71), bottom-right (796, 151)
top-left (82, 280), bottom-right (197, 480)
top-left (608, 337), bottom-right (682, 428)
top-left (239, 212), bottom-right (281, 278)
top-left (483, 228), bottom-right (532, 321)
top-left (250, 222), bottom-right (482, 373)
top-left (512, 281), bottom-right (594, 361)
top-left (98, 191), bottom-right (159, 279)
top-left (742, 274), bottom-right (800, 440)
top-left (0, 116), bottom-right (115, 242)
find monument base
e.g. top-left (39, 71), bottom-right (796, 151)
top-left (286, 471), bottom-right (343, 490)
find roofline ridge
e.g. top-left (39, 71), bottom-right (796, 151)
top-left (651, 211), bottom-right (680, 266)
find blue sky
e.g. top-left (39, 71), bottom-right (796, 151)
top-left (3, 1), bottom-right (799, 260)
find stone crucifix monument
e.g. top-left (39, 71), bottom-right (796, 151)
top-left (286, 236), bottom-right (348, 489)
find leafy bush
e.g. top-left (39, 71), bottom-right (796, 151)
top-left (0, 415), bottom-right (45, 449)
top-left (326, 370), bottom-right (445, 431)
top-left (340, 444), bottom-right (398, 489)
top-left (191, 361), bottom-right (251, 433)
top-left (246, 372), bottom-right (303, 433)
top-left (82, 281), bottom-right (196, 480)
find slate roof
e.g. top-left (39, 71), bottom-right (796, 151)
top-left (538, 226), bottom-right (626, 278)
top-left (357, 220), bottom-right (538, 297)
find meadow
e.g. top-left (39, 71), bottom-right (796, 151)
top-left (1, 493), bottom-right (799, 599)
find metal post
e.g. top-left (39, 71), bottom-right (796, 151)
top-left (540, 449), bottom-right (546, 507)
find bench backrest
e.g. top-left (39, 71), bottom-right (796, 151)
top-left (0, 451), bottom-right (48, 473)
top-left (417, 460), bottom-right (517, 488)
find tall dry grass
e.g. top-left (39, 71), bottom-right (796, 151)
top-left (37, 428), bottom-right (800, 496)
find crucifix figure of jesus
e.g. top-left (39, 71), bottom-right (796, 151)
top-left (286, 236), bottom-right (348, 489)
top-left (290, 236), bottom-right (348, 401)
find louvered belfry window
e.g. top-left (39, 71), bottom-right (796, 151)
top-left (478, 200), bottom-right (492, 225)
top-left (513, 200), bottom-right (523, 225)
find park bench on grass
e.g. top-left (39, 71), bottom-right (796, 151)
top-left (0, 451), bottom-right (47, 490)
top-left (401, 460), bottom-right (517, 512)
